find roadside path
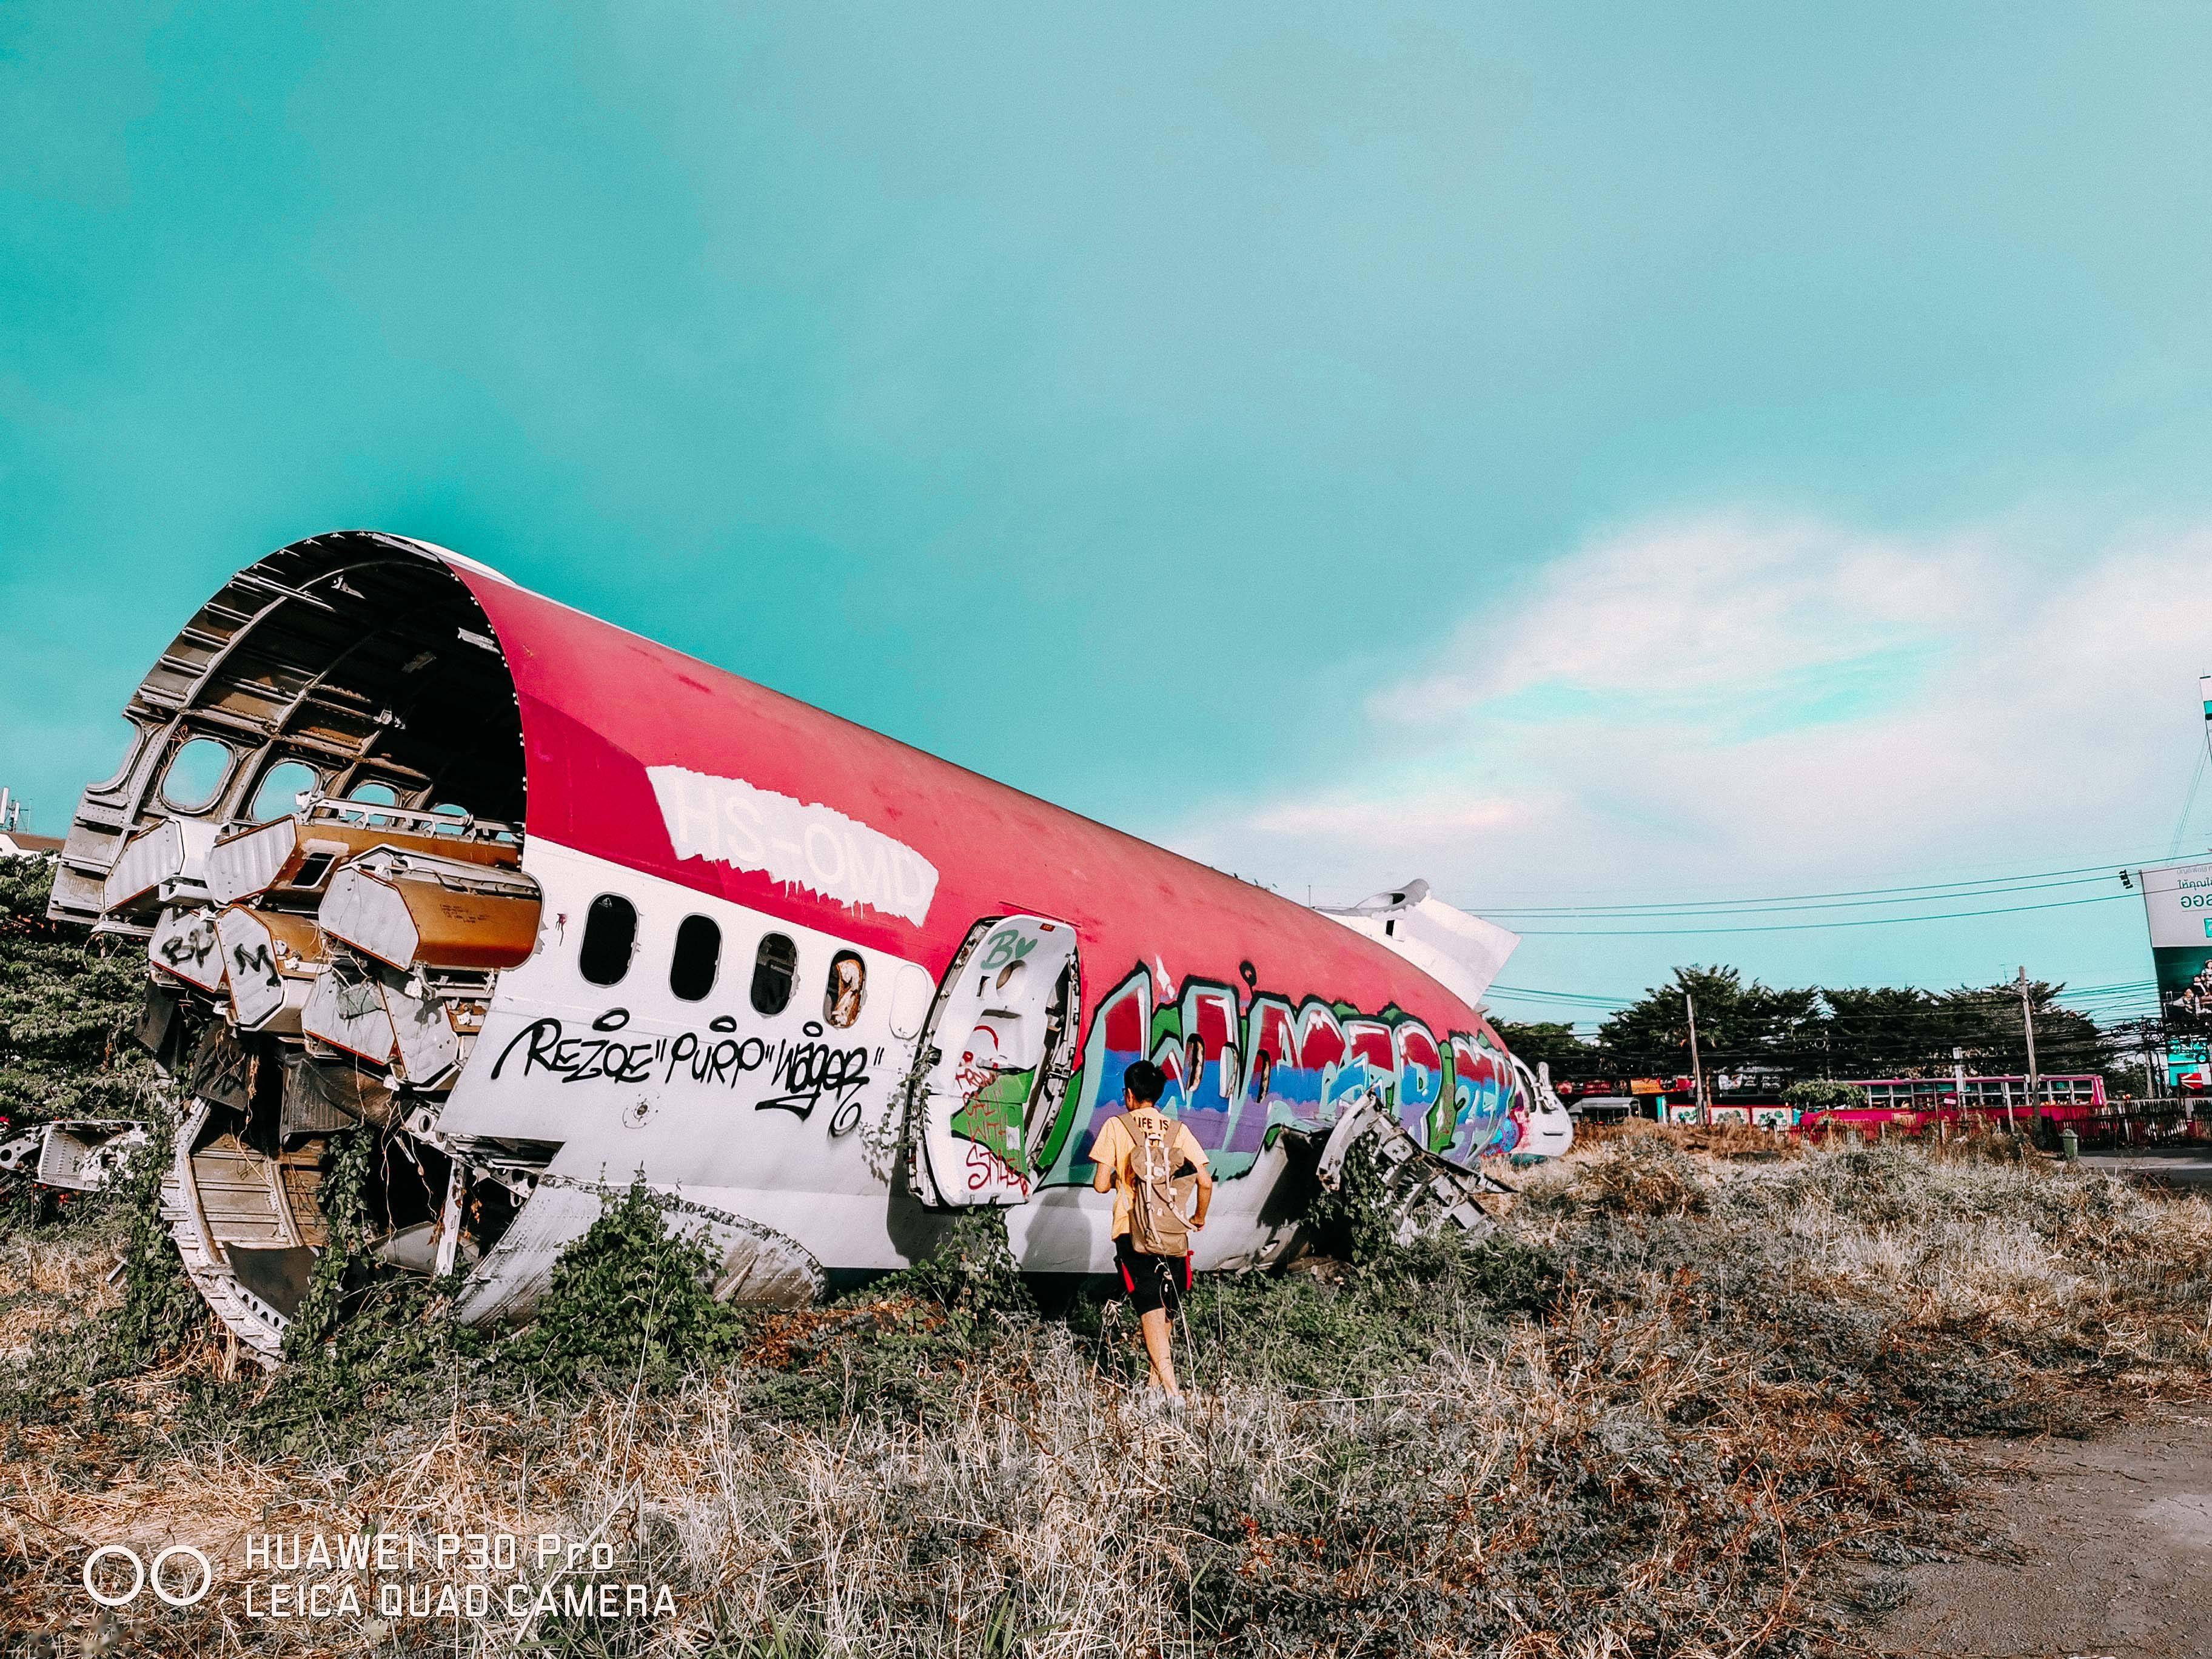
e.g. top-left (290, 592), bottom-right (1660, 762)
top-left (2079, 1144), bottom-right (2212, 1191)
top-left (1876, 1404), bottom-right (2212, 1658)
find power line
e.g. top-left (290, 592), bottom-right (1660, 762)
top-left (1508, 891), bottom-right (2130, 937)
top-left (1489, 982), bottom-right (1635, 1007)
top-left (2174, 743), bottom-right (2211, 858)
top-left (1488, 976), bottom-right (2159, 1011)
top-left (1447, 851), bottom-right (2197, 919)
top-left (1476, 871), bottom-right (2119, 919)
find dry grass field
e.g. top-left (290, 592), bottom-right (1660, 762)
top-left (3, 1127), bottom-right (2208, 1658)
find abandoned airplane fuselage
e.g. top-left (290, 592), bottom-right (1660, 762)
top-left (51, 532), bottom-right (1570, 1364)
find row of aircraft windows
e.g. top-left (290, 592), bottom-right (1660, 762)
top-left (577, 894), bottom-right (869, 1027)
top-left (153, 736), bottom-right (464, 825)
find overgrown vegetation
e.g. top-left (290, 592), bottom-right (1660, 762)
top-left (0, 857), bottom-right (166, 1128)
top-left (0, 855), bottom-right (202, 1414)
top-left (101, 1105), bottom-right (206, 1370)
top-left (5, 1124), bottom-right (2206, 1656)
top-left (4, 863), bottom-right (2210, 1654)
top-left (503, 1181), bottom-right (745, 1395)
top-left (1568, 1131), bottom-right (1714, 1215)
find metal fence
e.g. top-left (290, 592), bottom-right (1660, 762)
top-left (2058, 1099), bottom-right (2209, 1150)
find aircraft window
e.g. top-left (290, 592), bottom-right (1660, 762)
top-left (429, 802), bottom-right (469, 835)
top-left (579, 894), bottom-right (637, 987)
top-left (751, 933), bottom-right (797, 1016)
top-left (824, 950), bottom-right (866, 1028)
top-left (250, 760), bottom-right (321, 822)
top-left (338, 779), bottom-right (401, 827)
top-left (670, 914), bottom-right (720, 1002)
top-left (160, 738), bottom-right (233, 813)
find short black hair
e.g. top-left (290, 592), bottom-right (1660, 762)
top-left (1122, 1059), bottom-right (1165, 1104)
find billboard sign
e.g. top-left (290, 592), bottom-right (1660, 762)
top-left (2140, 861), bottom-right (2212, 1033)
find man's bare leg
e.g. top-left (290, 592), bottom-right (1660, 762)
top-left (1139, 1307), bottom-right (1179, 1398)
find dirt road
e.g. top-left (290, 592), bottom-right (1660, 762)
top-left (1876, 1403), bottom-right (2212, 1658)
top-left (2080, 1145), bottom-right (2212, 1193)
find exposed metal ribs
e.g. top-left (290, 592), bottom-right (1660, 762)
top-left (1316, 1098), bottom-right (1507, 1245)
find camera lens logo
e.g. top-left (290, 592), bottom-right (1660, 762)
top-left (82, 1545), bottom-right (213, 1608)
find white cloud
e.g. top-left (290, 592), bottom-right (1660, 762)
top-left (1164, 511), bottom-right (2212, 994)
top-left (1248, 791), bottom-right (1541, 843)
top-left (1369, 514), bottom-right (1982, 726)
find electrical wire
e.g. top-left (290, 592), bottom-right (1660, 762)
top-left (1444, 853), bottom-right (2192, 918)
top-left (1487, 981), bottom-right (2160, 1019)
top-left (2172, 743), bottom-right (2210, 859)
top-left (1476, 872), bottom-right (2119, 919)
top-left (1507, 891), bottom-right (2130, 936)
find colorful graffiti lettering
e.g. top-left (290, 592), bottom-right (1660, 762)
top-left (945, 1017), bottom-right (1037, 1190)
top-left (1027, 965), bottom-right (1528, 1187)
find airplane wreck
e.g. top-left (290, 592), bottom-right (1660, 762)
top-left (48, 531), bottom-right (1570, 1366)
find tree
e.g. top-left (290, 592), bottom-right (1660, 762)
top-left (1489, 1020), bottom-right (1593, 1082)
top-left (1577, 966), bottom-right (2130, 1093)
top-left (1594, 966), bottom-right (1821, 1082)
top-left (1822, 985), bottom-right (1945, 1078)
top-left (1782, 1079), bottom-right (1859, 1113)
top-left (1928, 981), bottom-right (2111, 1081)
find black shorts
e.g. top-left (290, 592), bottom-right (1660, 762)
top-left (1115, 1234), bottom-right (1192, 1315)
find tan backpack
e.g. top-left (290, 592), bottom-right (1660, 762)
top-left (1126, 1111), bottom-right (1196, 1257)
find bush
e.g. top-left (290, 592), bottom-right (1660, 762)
top-left (1571, 1137), bottom-right (1712, 1216)
top-left (104, 1110), bottom-right (207, 1371)
top-left (1304, 1137), bottom-right (1401, 1265)
top-left (504, 1179), bottom-right (742, 1396)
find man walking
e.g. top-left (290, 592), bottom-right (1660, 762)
top-left (1090, 1059), bottom-right (1212, 1401)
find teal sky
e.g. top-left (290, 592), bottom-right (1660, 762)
top-left (7, 4), bottom-right (2212, 1022)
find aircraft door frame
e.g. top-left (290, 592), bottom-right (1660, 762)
top-left (905, 914), bottom-right (1082, 1207)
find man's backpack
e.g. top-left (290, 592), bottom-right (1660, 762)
top-left (1126, 1111), bottom-right (1195, 1257)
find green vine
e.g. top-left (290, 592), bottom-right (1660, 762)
top-left (248, 1128), bottom-right (474, 1452)
top-left (107, 1106), bottom-right (209, 1369)
top-left (1309, 1138), bottom-right (1399, 1265)
top-left (281, 1126), bottom-right (374, 1360)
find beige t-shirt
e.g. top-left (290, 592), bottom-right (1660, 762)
top-left (1090, 1107), bottom-right (1208, 1239)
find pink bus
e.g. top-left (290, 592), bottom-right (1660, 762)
top-left (1808, 1073), bottom-right (2105, 1134)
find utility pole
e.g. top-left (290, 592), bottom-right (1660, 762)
top-left (1685, 989), bottom-right (1708, 1127)
top-left (2014, 966), bottom-right (2036, 1134)
top-left (1952, 1045), bottom-right (1967, 1121)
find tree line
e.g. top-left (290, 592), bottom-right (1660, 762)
top-left (1493, 965), bottom-right (2147, 1096)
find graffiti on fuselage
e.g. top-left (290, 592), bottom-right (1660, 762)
top-left (1029, 965), bottom-right (1527, 1187)
top-left (490, 1008), bottom-right (877, 1135)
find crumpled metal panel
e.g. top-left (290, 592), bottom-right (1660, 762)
top-left (187, 1023), bottom-right (253, 1111)
top-left (149, 905), bottom-right (227, 992)
top-left (277, 1051), bottom-right (370, 1137)
top-left (35, 1120), bottom-right (151, 1193)
top-left (104, 819), bottom-right (219, 915)
top-left (300, 960), bottom-right (396, 1065)
top-left (320, 858), bottom-right (538, 973)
